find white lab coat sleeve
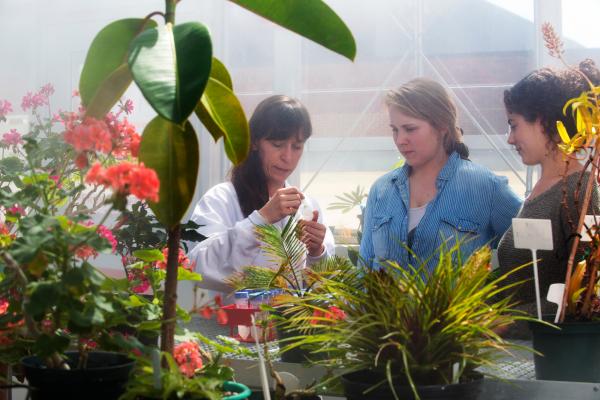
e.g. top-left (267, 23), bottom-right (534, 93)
top-left (187, 183), bottom-right (266, 292)
top-left (305, 195), bottom-right (336, 265)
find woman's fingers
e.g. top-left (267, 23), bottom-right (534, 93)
top-left (300, 221), bottom-right (326, 251)
top-left (301, 222), bottom-right (325, 237)
top-left (260, 187), bottom-right (306, 222)
top-left (279, 186), bottom-right (305, 199)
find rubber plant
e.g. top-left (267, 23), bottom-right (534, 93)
top-left (78, 0), bottom-right (355, 362)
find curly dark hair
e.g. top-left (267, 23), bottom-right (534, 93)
top-left (503, 59), bottom-right (600, 142)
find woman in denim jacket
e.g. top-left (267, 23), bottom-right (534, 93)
top-left (360, 78), bottom-right (521, 271)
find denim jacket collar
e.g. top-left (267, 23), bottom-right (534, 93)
top-left (391, 152), bottom-right (461, 186)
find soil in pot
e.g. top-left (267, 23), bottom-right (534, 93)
top-left (340, 369), bottom-right (482, 400)
top-left (22, 351), bottom-right (134, 400)
top-left (529, 318), bottom-right (600, 382)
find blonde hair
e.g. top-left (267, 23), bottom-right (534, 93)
top-left (385, 78), bottom-right (469, 159)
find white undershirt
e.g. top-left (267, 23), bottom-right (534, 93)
top-left (408, 203), bottom-right (428, 232)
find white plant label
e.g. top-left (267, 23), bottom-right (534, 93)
top-left (512, 218), bottom-right (553, 250)
top-left (512, 218), bottom-right (553, 320)
top-left (580, 215), bottom-right (598, 242)
top-left (546, 283), bottom-right (565, 324)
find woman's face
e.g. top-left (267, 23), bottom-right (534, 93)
top-left (506, 112), bottom-right (549, 165)
top-left (257, 133), bottom-right (306, 189)
top-left (388, 107), bottom-right (446, 169)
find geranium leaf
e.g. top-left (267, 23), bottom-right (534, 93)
top-left (195, 78), bottom-right (249, 164)
top-left (26, 282), bottom-right (59, 319)
top-left (129, 22), bottom-right (212, 124)
top-left (80, 18), bottom-right (156, 114)
top-left (133, 249), bottom-right (164, 262)
top-left (228, 0), bottom-right (356, 61)
top-left (139, 116), bottom-right (199, 228)
top-left (177, 267), bottom-right (203, 282)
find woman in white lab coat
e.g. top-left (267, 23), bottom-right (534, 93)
top-left (187, 95), bottom-right (335, 292)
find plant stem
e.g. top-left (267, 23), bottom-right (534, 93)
top-left (560, 143), bottom-right (600, 322)
top-left (160, 224), bottom-right (181, 357)
top-left (165, 0), bottom-right (176, 24)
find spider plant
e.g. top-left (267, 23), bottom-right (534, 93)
top-left (281, 243), bottom-right (533, 400)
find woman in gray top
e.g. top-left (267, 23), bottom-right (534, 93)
top-left (497, 60), bottom-right (600, 331)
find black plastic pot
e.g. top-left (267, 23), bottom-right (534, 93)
top-left (22, 351), bottom-right (135, 400)
top-left (340, 370), bottom-right (482, 400)
top-left (529, 319), bottom-right (600, 382)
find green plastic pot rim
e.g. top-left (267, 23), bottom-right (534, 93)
top-left (222, 381), bottom-right (252, 400)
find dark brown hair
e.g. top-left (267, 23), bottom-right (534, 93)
top-left (385, 78), bottom-right (469, 159)
top-left (232, 95), bottom-right (312, 217)
top-left (503, 59), bottom-right (600, 142)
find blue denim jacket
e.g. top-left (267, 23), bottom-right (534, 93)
top-left (359, 152), bottom-right (522, 271)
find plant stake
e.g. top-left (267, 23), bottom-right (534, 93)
top-left (251, 314), bottom-right (271, 400)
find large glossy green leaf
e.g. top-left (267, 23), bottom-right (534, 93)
top-left (210, 57), bottom-right (233, 90)
top-left (84, 64), bottom-right (132, 119)
top-left (129, 22), bottom-right (212, 124)
top-left (228, 0), bottom-right (356, 61)
top-left (139, 116), bottom-right (199, 228)
top-left (80, 18), bottom-right (156, 115)
top-left (195, 78), bottom-right (249, 165)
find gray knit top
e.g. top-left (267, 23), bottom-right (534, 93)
top-left (497, 171), bottom-right (599, 317)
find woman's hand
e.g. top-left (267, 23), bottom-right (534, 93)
top-left (258, 187), bottom-right (304, 224)
top-left (300, 210), bottom-right (326, 257)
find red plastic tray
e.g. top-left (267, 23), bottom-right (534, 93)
top-left (219, 304), bottom-right (276, 343)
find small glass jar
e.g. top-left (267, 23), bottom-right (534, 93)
top-left (234, 290), bottom-right (249, 309)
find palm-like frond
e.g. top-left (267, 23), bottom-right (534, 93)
top-left (256, 218), bottom-right (305, 270)
top-left (225, 265), bottom-right (286, 291)
top-left (327, 186), bottom-right (367, 213)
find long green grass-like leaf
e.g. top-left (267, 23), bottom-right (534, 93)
top-left (281, 241), bottom-right (535, 393)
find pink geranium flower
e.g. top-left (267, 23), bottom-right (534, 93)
top-left (0, 298), bottom-right (9, 315)
top-left (174, 341), bottom-right (203, 378)
top-left (7, 204), bottom-right (25, 216)
top-left (0, 100), bottom-right (12, 118)
top-left (21, 91), bottom-right (48, 111)
top-left (156, 247), bottom-right (194, 271)
top-left (85, 161), bottom-right (160, 203)
top-left (64, 117), bottom-right (112, 154)
top-left (2, 129), bottom-right (23, 146)
top-left (97, 225), bottom-right (117, 253)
